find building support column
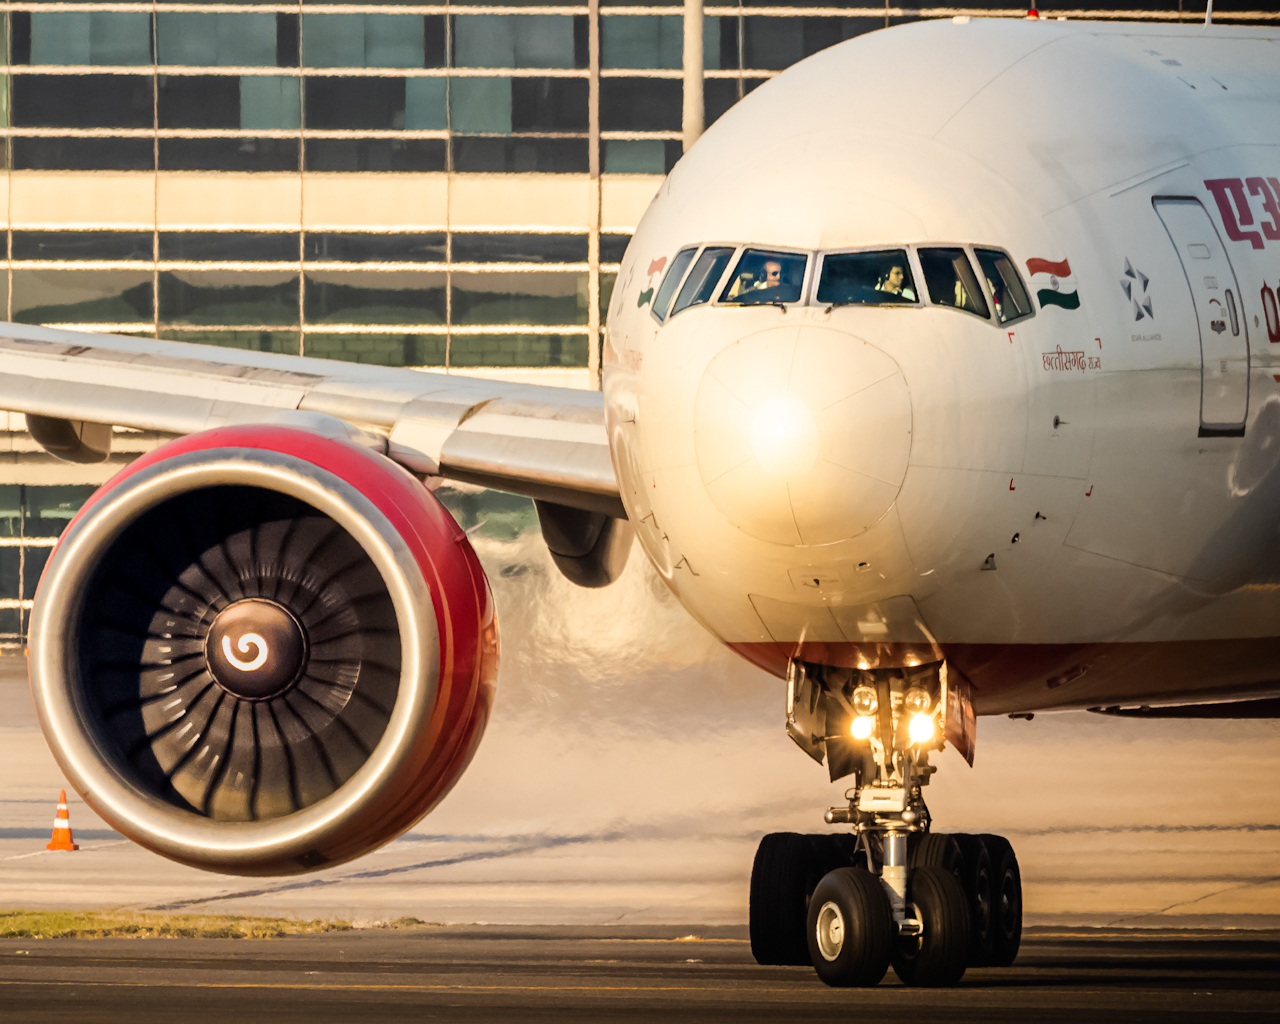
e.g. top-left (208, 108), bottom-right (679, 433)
top-left (588, 0), bottom-right (602, 389)
top-left (682, 0), bottom-right (704, 153)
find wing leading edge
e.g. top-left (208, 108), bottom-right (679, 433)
top-left (0, 323), bottom-right (623, 518)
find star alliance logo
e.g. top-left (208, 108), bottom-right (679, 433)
top-left (1121, 258), bottom-right (1154, 321)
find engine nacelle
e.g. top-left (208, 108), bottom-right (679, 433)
top-left (29, 425), bottom-right (498, 876)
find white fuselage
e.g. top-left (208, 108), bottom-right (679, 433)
top-left (602, 18), bottom-right (1280, 714)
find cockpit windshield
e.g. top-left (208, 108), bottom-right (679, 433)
top-left (720, 249), bottom-right (808, 305)
top-left (816, 249), bottom-right (917, 306)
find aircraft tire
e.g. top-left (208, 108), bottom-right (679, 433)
top-left (805, 867), bottom-right (894, 987)
top-left (909, 832), bottom-right (963, 880)
top-left (749, 833), bottom-right (851, 965)
top-left (891, 865), bottom-right (970, 987)
top-left (952, 833), bottom-right (996, 966)
top-left (980, 833), bottom-right (1023, 966)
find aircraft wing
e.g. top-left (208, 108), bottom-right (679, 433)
top-left (0, 323), bottom-right (622, 518)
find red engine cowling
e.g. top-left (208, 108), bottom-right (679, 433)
top-left (28, 425), bottom-right (498, 876)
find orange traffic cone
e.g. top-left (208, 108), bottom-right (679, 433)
top-left (47, 789), bottom-right (78, 851)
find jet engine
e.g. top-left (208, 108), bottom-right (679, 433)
top-left (28, 424), bottom-right (498, 876)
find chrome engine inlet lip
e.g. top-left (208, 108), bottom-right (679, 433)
top-left (28, 443), bottom-right (439, 874)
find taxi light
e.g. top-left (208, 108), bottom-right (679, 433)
top-left (851, 685), bottom-right (877, 716)
top-left (850, 715), bottom-right (875, 741)
top-left (904, 687), bottom-right (932, 715)
top-left (908, 712), bottom-right (936, 745)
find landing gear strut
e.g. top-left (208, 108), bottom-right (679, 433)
top-left (749, 661), bottom-right (1022, 987)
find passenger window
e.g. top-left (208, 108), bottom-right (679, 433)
top-left (720, 249), bottom-right (807, 305)
top-left (652, 247), bottom-right (696, 321)
top-left (1225, 288), bottom-right (1240, 336)
top-left (816, 249), bottom-right (917, 306)
top-left (919, 248), bottom-right (990, 319)
top-left (974, 248), bottom-right (1032, 324)
top-left (669, 246), bottom-right (735, 317)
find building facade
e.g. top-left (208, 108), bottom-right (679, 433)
top-left (0, 1), bottom-right (1272, 641)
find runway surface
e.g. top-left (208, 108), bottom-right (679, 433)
top-left (2, 926), bottom-right (1277, 1023)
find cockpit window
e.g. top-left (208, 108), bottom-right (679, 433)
top-left (669, 246), bottom-right (735, 317)
top-left (652, 246), bottom-right (697, 321)
top-left (974, 248), bottom-right (1032, 324)
top-left (919, 247), bottom-right (990, 318)
top-left (816, 249), bottom-right (917, 306)
top-left (720, 249), bottom-right (807, 305)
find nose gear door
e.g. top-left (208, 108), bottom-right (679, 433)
top-left (1153, 197), bottom-right (1250, 437)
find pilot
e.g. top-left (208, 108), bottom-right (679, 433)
top-left (875, 263), bottom-right (915, 302)
top-left (758, 260), bottom-right (783, 291)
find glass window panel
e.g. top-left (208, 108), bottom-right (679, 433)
top-left (158, 329), bottom-right (300, 355)
top-left (652, 246), bottom-right (696, 321)
top-left (816, 250), bottom-right (917, 306)
top-left (13, 138), bottom-right (153, 171)
top-left (13, 75), bottom-right (153, 129)
top-left (600, 78), bottom-right (681, 131)
top-left (449, 333), bottom-right (588, 368)
top-left (603, 140), bottom-right (664, 174)
top-left (13, 232), bottom-right (152, 262)
top-left (513, 78), bottom-right (588, 132)
top-left (304, 139), bottom-right (446, 172)
top-left (600, 272), bottom-right (617, 321)
top-left (452, 233), bottom-right (587, 264)
top-left (240, 76), bottom-right (301, 130)
top-left (450, 78), bottom-right (512, 134)
top-left (277, 13), bottom-right (300, 67)
top-left (304, 77), bottom-right (405, 130)
top-left (304, 332), bottom-right (447, 367)
top-left (159, 76), bottom-right (240, 129)
top-left (158, 271), bottom-right (300, 326)
top-left (918, 248), bottom-right (990, 319)
top-left (159, 138), bottom-right (300, 172)
top-left (404, 78), bottom-right (447, 131)
top-left (0, 486), bottom-right (18, 539)
top-left (304, 233), bottom-right (446, 263)
top-left (451, 272), bottom-right (588, 326)
top-left (515, 15), bottom-right (576, 69)
top-left (31, 13), bottom-right (150, 67)
top-left (974, 248), bottom-right (1032, 325)
top-left (302, 14), bottom-right (364, 67)
top-left (720, 249), bottom-right (807, 305)
top-left (22, 548), bottom-right (51, 598)
top-left (743, 17), bottom-right (803, 70)
top-left (451, 139), bottom-right (588, 174)
top-left (600, 234), bottom-right (631, 264)
top-left (601, 16), bottom-right (680, 70)
top-left (25, 485), bottom-right (96, 539)
top-left (364, 15), bottom-right (425, 68)
top-left (156, 14), bottom-right (278, 67)
top-left (160, 233), bottom-right (298, 263)
top-left (433, 485), bottom-right (537, 540)
top-left (424, 17), bottom-right (446, 68)
top-left (0, 549), bottom-right (16, 603)
top-left (0, 606), bottom-right (21, 638)
top-left (13, 270), bottom-right (153, 324)
top-left (671, 246), bottom-right (734, 316)
top-left (453, 15), bottom-right (514, 68)
top-left (303, 271), bottom-right (446, 325)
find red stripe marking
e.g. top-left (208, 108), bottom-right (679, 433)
top-left (1026, 257), bottom-right (1071, 277)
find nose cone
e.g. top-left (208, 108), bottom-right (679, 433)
top-left (694, 325), bottom-right (911, 547)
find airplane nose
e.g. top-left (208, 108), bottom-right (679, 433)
top-left (694, 325), bottom-right (911, 547)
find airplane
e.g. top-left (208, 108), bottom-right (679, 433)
top-left (8, 14), bottom-right (1280, 989)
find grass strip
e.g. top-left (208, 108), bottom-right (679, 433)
top-left (0, 909), bottom-right (355, 940)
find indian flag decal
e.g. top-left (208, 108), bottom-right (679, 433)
top-left (1026, 257), bottom-right (1080, 311)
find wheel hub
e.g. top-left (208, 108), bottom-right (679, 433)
top-left (206, 598), bottom-right (308, 701)
top-left (815, 901), bottom-right (845, 961)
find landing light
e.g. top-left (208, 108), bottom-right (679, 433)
top-left (903, 687), bottom-right (932, 715)
top-left (750, 395), bottom-right (819, 477)
top-left (851, 716), bottom-right (875, 741)
top-left (851, 685), bottom-right (877, 716)
top-left (908, 713), bottom-right (936, 745)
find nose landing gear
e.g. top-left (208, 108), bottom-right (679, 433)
top-left (750, 661), bottom-right (1023, 987)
